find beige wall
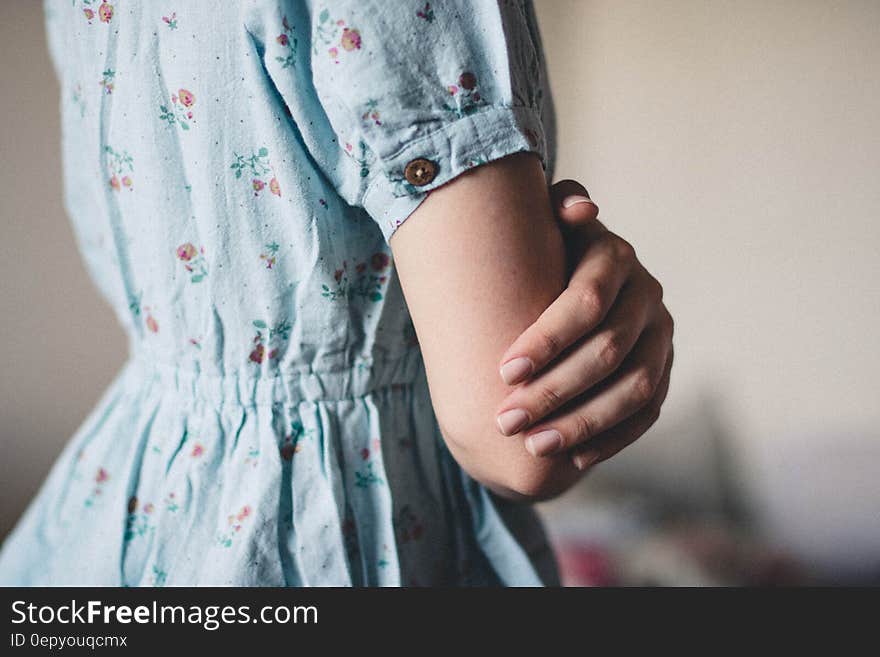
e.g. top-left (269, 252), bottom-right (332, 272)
top-left (1, 1), bottom-right (878, 574)
top-left (536, 0), bottom-right (880, 573)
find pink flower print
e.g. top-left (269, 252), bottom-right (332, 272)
top-left (259, 241), bottom-right (279, 269)
top-left (340, 28), bottom-right (361, 51)
top-left (328, 47), bottom-right (339, 61)
top-left (121, 176), bottom-right (132, 190)
top-left (444, 72), bottom-right (485, 117)
top-left (83, 8), bottom-right (94, 22)
top-left (237, 505), bottom-right (251, 521)
top-left (177, 242), bottom-right (197, 261)
top-left (361, 99), bottom-right (382, 127)
top-left (417, 2), bottom-right (435, 22)
top-left (145, 313), bottom-right (159, 334)
top-left (160, 89), bottom-right (195, 130)
top-left (459, 71), bottom-right (477, 90)
top-left (191, 443), bottom-right (204, 458)
top-left (162, 12), bottom-right (178, 30)
top-left (360, 448), bottom-right (370, 460)
top-left (104, 145), bottom-right (133, 191)
top-left (178, 88), bottom-right (195, 108)
top-left (98, 2), bottom-right (113, 23)
top-left (96, 467), bottom-right (109, 483)
top-left (371, 252), bottom-right (390, 271)
top-left (231, 149), bottom-right (277, 198)
top-left (249, 343), bottom-right (266, 363)
top-left (277, 33), bottom-right (289, 46)
top-left (143, 503), bottom-right (155, 514)
top-left (177, 244), bottom-right (208, 282)
top-left (269, 177), bottom-right (281, 196)
top-left (248, 319), bottom-right (290, 365)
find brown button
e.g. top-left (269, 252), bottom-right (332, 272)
top-left (404, 158), bottom-right (437, 186)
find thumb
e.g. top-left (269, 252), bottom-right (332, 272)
top-left (549, 179), bottom-right (600, 228)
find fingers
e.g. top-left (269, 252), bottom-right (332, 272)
top-left (549, 179), bottom-right (600, 227)
top-left (495, 273), bottom-right (655, 435)
top-left (570, 342), bottom-right (674, 470)
top-left (518, 316), bottom-right (674, 458)
top-left (498, 231), bottom-right (638, 385)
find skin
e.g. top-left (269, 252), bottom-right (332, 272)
top-left (391, 152), bottom-right (674, 501)
top-left (498, 179), bottom-right (675, 471)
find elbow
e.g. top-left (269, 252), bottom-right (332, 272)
top-left (494, 458), bottom-right (582, 503)
top-left (437, 419), bottom-right (582, 503)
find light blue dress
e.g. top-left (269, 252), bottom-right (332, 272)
top-left (0, 0), bottom-right (559, 586)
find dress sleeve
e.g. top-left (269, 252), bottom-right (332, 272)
top-left (250, 0), bottom-right (553, 243)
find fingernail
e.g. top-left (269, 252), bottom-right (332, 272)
top-left (525, 429), bottom-right (563, 457)
top-left (573, 451), bottom-right (599, 471)
top-left (561, 195), bottom-right (595, 209)
top-left (496, 408), bottom-right (529, 436)
top-left (500, 357), bottom-right (533, 385)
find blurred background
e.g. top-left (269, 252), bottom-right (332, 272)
top-left (1, 0), bottom-right (878, 585)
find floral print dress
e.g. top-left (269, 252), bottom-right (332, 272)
top-left (0, 0), bottom-right (558, 586)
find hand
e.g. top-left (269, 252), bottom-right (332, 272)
top-left (495, 180), bottom-right (675, 471)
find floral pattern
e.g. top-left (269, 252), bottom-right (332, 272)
top-left (279, 420), bottom-right (316, 461)
top-left (99, 69), bottom-right (115, 95)
top-left (259, 242), bottom-right (280, 269)
top-left (276, 16), bottom-right (298, 68)
top-left (444, 71), bottom-right (485, 117)
top-left (321, 252), bottom-right (389, 302)
top-left (130, 292), bottom-right (159, 334)
top-left (124, 496), bottom-right (156, 542)
top-left (84, 467), bottom-right (109, 508)
top-left (4, 0), bottom-right (557, 588)
top-left (361, 99), bottom-right (382, 127)
top-left (354, 438), bottom-right (385, 488)
top-left (217, 505), bottom-right (252, 548)
top-left (314, 9), bottom-right (362, 63)
top-left (159, 88), bottom-right (196, 131)
top-left (344, 140), bottom-right (373, 178)
top-left (248, 318), bottom-right (291, 364)
top-left (230, 148), bottom-right (281, 198)
top-left (243, 447), bottom-right (260, 469)
top-left (104, 145), bottom-right (133, 191)
top-left (78, 1), bottom-right (113, 24)
top-left (175, 242), bottom-right (208, 283)
top-left (416, 2), bottom-right (435, 22)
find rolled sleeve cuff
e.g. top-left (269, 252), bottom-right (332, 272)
top-left (361, 104), bottom-right (548, 244)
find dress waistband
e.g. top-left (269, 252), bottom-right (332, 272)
top-left (126, 346), bottom-right (426, 407)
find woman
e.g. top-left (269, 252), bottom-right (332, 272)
top-left (0, 0), bottom-right (673, 586)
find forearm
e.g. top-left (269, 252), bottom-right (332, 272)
top-left (391, 153), bottom-right (584, 501)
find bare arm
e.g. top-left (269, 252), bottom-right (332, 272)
top-left (390, 152), bottom-right (583, 501)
